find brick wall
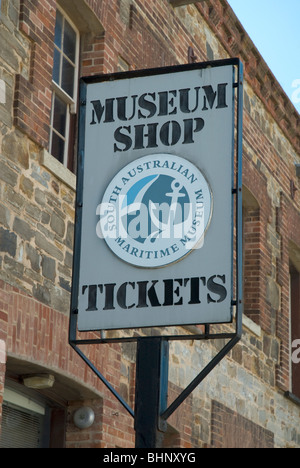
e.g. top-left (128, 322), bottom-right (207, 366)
top-left (0, 279), bottom-right (137, 447)
top-left (15, 0), bottom-right (56, 148)
top-left (243, 205), bottom-right (261, 323)
top-left (211, 400), bottom-right (274, 448)
top-left (195, 0), bottom-right (299, 154)
top-left (243, 154), bottom-right (272, 334)
top-left (66, 399), bottom-right (135, 448)
top-left (0, 0), bottom-right (300, 448)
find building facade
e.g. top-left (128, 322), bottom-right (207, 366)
top-left (0, 0), bottom-right (299, 448)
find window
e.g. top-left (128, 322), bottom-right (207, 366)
top-left (118, 56), bottom-right (130, 72)
top-left (290, 263), bottom-right (300, 399)
top-left (0, 384), bottom-right (66, 448)
top-left (0, 387), bottom-right (48, 448)
top-left (0, 402), bottom-right (45, 448)
top-left (50, 8), bottom-right (79, 168)
top-left (242, 187), bottom-right (261, 325)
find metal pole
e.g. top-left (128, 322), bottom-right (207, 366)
top-left (134, 338), bottom-right (169, 448)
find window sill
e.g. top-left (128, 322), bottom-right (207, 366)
top-left (284, 391), bottom-right (300, 408)
top-left (243, 314), bottom-right (261, 338)
top-left (233, 307), bottom-right (262, 338)
top-left (41, 149), bottom-right (76, 192)
top-left (182, 312), bottom-right (262, 339)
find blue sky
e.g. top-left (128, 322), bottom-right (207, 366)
top-left (227, 0), bottom-right (300, 113)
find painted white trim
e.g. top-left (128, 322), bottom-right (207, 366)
top-left (3, 388), bottom-right (45, 415)
top-left (50, 6), bottom-right (80, 167)
top-left (41, 149), bottom-right (76, 191)
top-left (0, 79), bottom-right (6, 104)
top-left (0, 339), bottom-right (6, 364)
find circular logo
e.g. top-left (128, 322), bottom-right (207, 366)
top-left (97, 154), bottom-right (213, 268)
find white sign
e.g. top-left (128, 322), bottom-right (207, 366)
top-left (75, 63), bottom-right (236, 331)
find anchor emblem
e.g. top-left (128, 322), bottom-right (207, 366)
top-left (148, 180), bottom-right (187, 243)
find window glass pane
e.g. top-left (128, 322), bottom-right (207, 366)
top-left (51, 8), bottom-right (79, 168)
top-left (52, 48), bottom-right (61, 85)
top-left (51, 132), bottom-right (65, 164)
top-left (61, 58), bottom-right (75, 98)
top-left (54, 10), bottom-right (63, 49)
top-left (53, 94), bottom-right (67, 136)
top-left (0, 404), bottom-right (44, 448)
top-left (64, 19), bottom-right (76, 63)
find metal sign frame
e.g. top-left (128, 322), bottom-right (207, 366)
top-left (69, 58), bottom-right (243, 428)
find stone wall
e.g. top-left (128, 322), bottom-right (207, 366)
top-left (0, 0), bottom-right (299, 448)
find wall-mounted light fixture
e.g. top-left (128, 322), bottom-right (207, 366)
top-left (23, 374), bottom-right (55, 389)
top-left (73, 407), bottom-right (95, 429)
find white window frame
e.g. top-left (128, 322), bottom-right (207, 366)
top-left (49, 6), bottom-right (80, 167)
